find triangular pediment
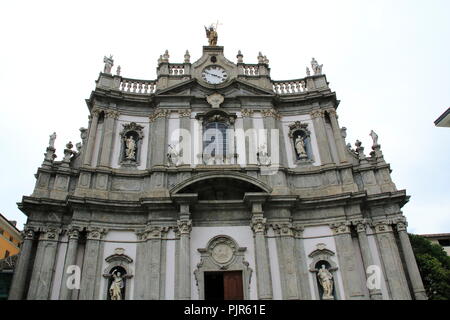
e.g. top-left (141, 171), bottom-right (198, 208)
top-left (155, 78), bottom-right (274, 99)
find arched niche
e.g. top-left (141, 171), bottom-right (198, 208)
top-left (308, 244), bottom-right (341, 300)
top-left (102, 249), bottom-right (134, 300)
top-left (119, 122), bottom-right (144, 167)
top-left (288, 121), bottom-right (314, 165)
top-left (194, 235), bottom-right (253, 300)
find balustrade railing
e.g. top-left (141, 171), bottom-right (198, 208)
top-left (119, 78), bottom-right (157, 94)
top-left (272, 79), bottom-right (308, 95)
top-left (169, 64), bottom-right (186, 75)
top-left (242, 64), bottom-right (260, 76)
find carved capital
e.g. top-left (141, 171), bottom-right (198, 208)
top-left (149, 109), bottom-right (169, 122)
top-left (310, 109), bottom-right (325, 119)
top-left (91, 108), bottom-right (103, 117)
top-left (325, 108), bottom-right (337, 117)
top-left (352, 219), bottom-right (369, 233)
top-left (330, 221), bottom-right (351, 235)
top-left (105, 110), bottom-right (120, 119)
top-left (22, 227), bottom-right (37, 240)
top-left (241, 108), bottom-right (254, 118)
top-left (86, 227), bottom-right (107, 240)
top-left (373, 221), bottom-right (393, 234)
top-left (272, 222), bottom-right (293, 237)
top-left (250, 216), bottom-right (267, 234)
top-left (40, 227), bottom-right (61, 241)
top-left (261, 108), bottom-right (281, 120)
top-left (395, 221), bottom-right (408, 232)
top-left (67, 226), bottom-right (81, 240)
top-left (292, 224), bottom-right (305, 238)
top-left (177, 219), bottom-right (192, 235)
top-left (179, 109), bottom-right (192, 118)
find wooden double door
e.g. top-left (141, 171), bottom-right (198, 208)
top-left (204, 271), bottom-right (244, 300)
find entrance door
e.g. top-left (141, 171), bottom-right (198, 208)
top-left (204, 271), bottom-right (244, 300)
top-left (223, 271), bottom-right (244, 300)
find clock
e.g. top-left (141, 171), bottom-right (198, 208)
top-left (201, 65), bottom-right (228, 84)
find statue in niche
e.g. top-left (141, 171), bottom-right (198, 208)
top-left (317, 265), bottom-right (334, 300)
top-left (369, 130), bottom-right (379, 147)
top-left (109, 269), bottom-right (124, 300)
top-left (295, 136), bottom-right (308, 159)
top-left (125, 136), bottom-right (136, 160)
top-left (205, 24), bottom-right (218, 46)
top-left (257, 143), bottom-right (271, 166)
top-left (49, 132), bottom-right (57, 148)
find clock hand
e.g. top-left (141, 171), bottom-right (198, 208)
top-left (204, 71), bottom-right (225, 80)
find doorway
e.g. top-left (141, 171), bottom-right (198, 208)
top-left (204, 271), bottom-right (244, 300)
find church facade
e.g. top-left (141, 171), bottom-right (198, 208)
top-left (9, 36), bottom-right (427, 300)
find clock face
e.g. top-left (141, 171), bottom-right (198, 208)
top-left (201, 65), bottom-right (228, 84)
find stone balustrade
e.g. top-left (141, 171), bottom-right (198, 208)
top-left (169, 64), bottom-right (186, 75)
top-left (119, 78), bottom-right (157, 94)
top-left (273, 79), bottom-right (308, 95)
top-left (242, 64), bottom-right (260, 76)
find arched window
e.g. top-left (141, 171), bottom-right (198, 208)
top-left (197, 110), bottom-right (237, 165)
top-left (203, 121), bottom-right (229, 159)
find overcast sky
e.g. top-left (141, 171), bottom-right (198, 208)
top-left (1, 0), bottom-right (449, 234)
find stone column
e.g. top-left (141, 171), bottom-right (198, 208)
top-left (354, 221), bottom-right (383, 300)
top-left (59, 226), bottom-right (80, 300)
top-left (179, 109), bottom-right (192, 166)
top-left (310, 109), bottom-right (333, 165)
top-left (242, 109), bottom-right (256, 165)
top-left (27, 227), bottom-right (61, 300)
top-left (331, 222), bottom-right (366, 299)
top-left (99, 110), bottom-right (119, 168)
top-left (177, 217), bottom-right (192, 300)
top-left (292, 225), bottom-right (312, 300)
top-left (149, 109), bottom-right (168, 167)
top-left (326, 108), bottom-right (347, 164)
top-left (373, 221), bottom-right (411, 300)
top-left (79, 227), bottom-right (106, 300)
top-left (246, 194), bottom-right (273, 300)
top-left (395, 220), bottom-right (428, 300)
top-left (83, 109), bottom-right (101, 166)
top-left (173, 194), bottom-right (196, 300)
top-left (273, 222), bottom-right (300, 299)
top-left (8, 228), bottom-right (36, 300)
top-left (148, 227), bottom-right (164, 299)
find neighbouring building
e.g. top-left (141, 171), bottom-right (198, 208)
top-left (421, 233), bottom-right (450, 255)
top-left (0, 213), bottom-right (22, 299)
top-left (9, 28), bottom-right (427, 300)
top-left (434, 107), bottom-right (450, 127)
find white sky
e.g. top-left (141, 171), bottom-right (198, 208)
top-left (0, 0), bottom-right (449, 234)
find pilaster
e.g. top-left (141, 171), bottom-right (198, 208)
top-left (8, 227), bottom-right (36, 300)
top-left (59, 226), bottom-right (81, 300)
top-left (330, 222), bottom-right (366, 299)
top-left (79, 227), bottom-right (107, 300)
top-left (310, 109), bottom-right (333, 165)
top-left (373, 220), bottom-right (411, 299)
top-left (395, 220), bottom-right (427, 300)
top-left (99, 109), bottom-right (119, 168)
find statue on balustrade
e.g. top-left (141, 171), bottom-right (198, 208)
top-left (311, 58), bottom-right (323, 75)
top-left (125, 136), bottom-right (136, 160)
top-left (317, 264), bottom-right (334, 300)
top-left (370, 130), bottom-right (379, 147)
top-left (103, 55), bottom-right (114, 74)
top-left (49, 132), bottom-right (57, 148)
top-left (109, 270), bottom-right (124, 300)
top-left (205, 25), bottom-right (218, 46)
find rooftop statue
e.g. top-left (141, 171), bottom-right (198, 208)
top-left (205, 24), bottom-right (218, 46)
top-left (103, 55), bottom-right (114, 74)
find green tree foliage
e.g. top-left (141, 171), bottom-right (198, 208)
top-left (409, 234), bottom-right (450, 300)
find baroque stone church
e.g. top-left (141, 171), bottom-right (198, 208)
top-left (9, 29), bottom-right (427, 300)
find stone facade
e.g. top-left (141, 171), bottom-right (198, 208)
top-left (9, 42), bottom-right (426, 300)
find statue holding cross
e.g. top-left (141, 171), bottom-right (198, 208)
top-left (204, 21), bottom-right (221, 46)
